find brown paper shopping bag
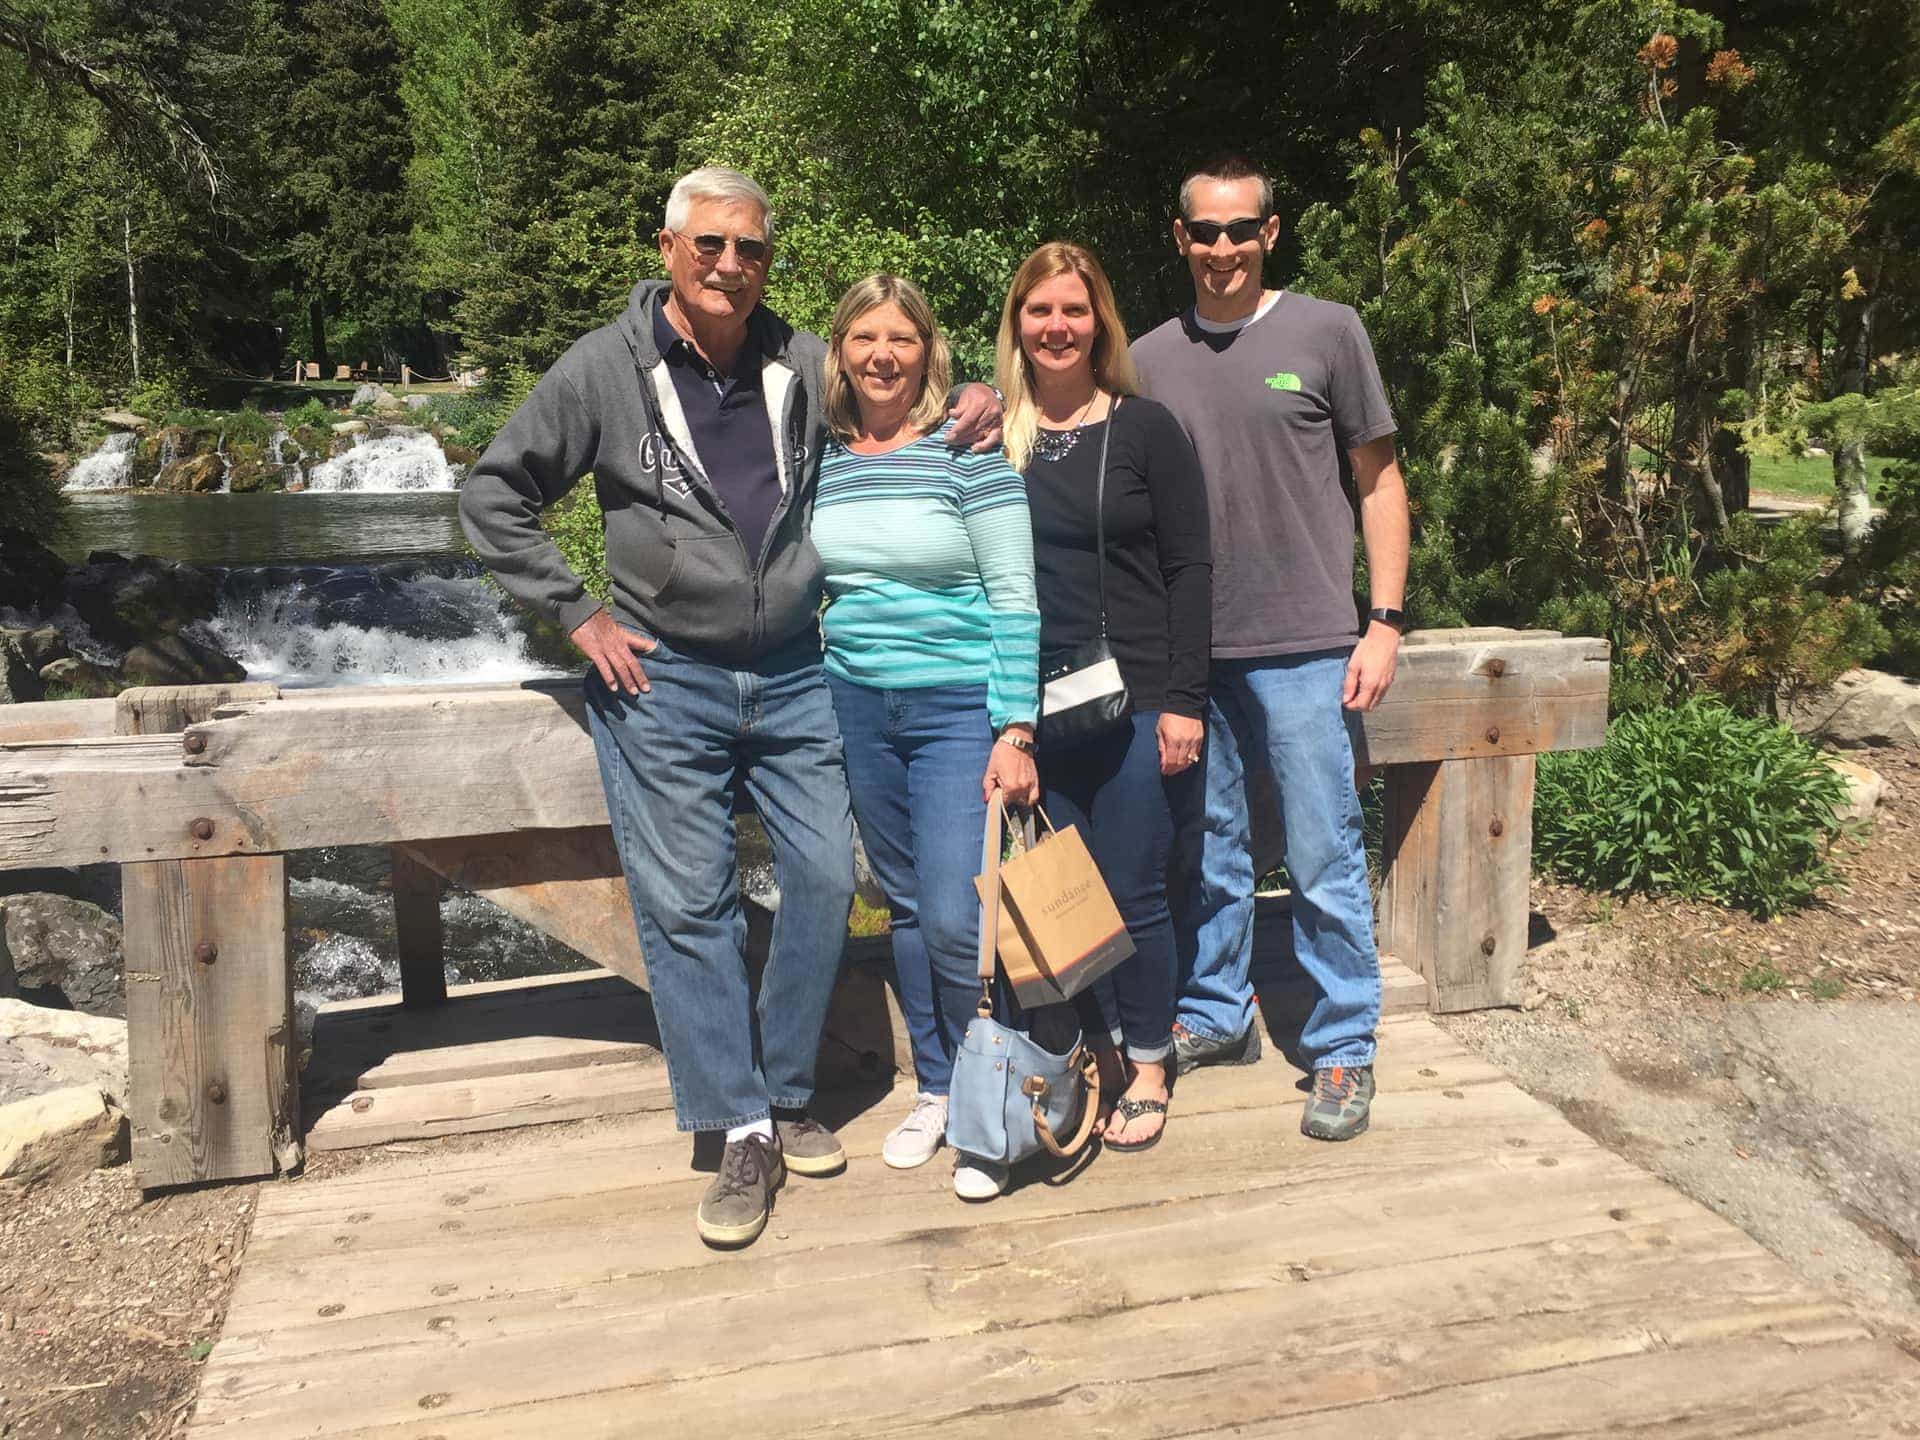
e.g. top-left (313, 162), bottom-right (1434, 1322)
top-left (973, 804), bottom-right (1134, 1007)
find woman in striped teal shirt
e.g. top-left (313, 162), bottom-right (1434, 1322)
top-left (812, 274), bottom-right (1040, 1201)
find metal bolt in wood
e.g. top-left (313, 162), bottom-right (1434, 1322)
top-left (1489, 816), bottom-right (1505, 837)
top-left (207, 1081), bottom-right (228, 1105)
top-left (1481, 934), bottom-right (1497, 956)
top-left (195, 940), bottom-right (218, 965)
top-left (1485, 726), bottom-right (1501, 745)
top-left (183, 732), bottom-right (207, 755)
top-left (190, 817), bottom-right (215, 842)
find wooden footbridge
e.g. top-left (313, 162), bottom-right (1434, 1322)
top-left (7, 627), bottom-right (1917, 1433)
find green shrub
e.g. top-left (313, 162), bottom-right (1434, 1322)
top-left (541, 482), bottom-right (609, 606)
top-left (1533, 698), bottom-right (1848, 916)
top-left (282, 398), bottom-right (336, 432)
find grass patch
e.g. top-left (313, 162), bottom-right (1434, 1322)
top-left (1809, 976), bottom-right (1846, 1000)
top-left (1747, 450), bottom-right (1895, 503)
top-left (1739, 961), bottom-right (1787, 994)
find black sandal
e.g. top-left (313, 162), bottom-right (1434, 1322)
top-left (1104, 1096), bottom-right (1168, 1153)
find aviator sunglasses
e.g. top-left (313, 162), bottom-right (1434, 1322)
top-left (1181, 216), bottom-right (1269, 246)
top-left (674, 230), bottom-right (770, 264)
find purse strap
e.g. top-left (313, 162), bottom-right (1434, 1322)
top-left (977, 789), bottom-right (1006, 1004)
top-left (1091, 395), bottom-right (1118, 639)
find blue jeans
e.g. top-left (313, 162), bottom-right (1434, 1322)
top-left (829, 678), bottom-right (992, 1097)
top-left (585, 634), bottom-right (856, 1132)
top-left (1043, 712), bottom-right (1194, 1064)
top-left (1174, 649), bottom-right (1380, 1069)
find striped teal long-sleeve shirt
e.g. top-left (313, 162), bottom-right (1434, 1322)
top-left (813, 424), bottom-right (1040, 730)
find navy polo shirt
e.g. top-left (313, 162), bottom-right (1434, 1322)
top-left (652, 299), bottom-right (783, 564)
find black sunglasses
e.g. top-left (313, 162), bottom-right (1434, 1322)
top-left (1181, 216), bottom-right (1269, 246)
top-left (676, 231), bottom-right (770, 264)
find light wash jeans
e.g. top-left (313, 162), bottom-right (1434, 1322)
top-left (585, 633), bottom-right (856, 1132)
top-left (1174, 648), bottom-right (1380, 1070)
top-left (828, 678), bottom-right (993, 1097)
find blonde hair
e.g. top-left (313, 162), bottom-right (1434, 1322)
top-left (823, 274), bottom-right (954, 442)
top-left (994, 243), bottom-right (1139, 472)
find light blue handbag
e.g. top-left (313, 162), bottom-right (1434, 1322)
top-left (946, 791), bottom-right (1102, 1167)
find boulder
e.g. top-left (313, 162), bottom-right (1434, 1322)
top-left (1787, 669), bottom-right (1920, 750)
top-left (225, 458), bottom-right (275, 493)
top-left (62, 553), bottom-right (220, 645)
top-left (0, 634), bottom-right (43, 704)
top-left (153, 452), bottom-right (226, 493)
top-left (98, 409), bottom-right (149, 431)
top-left (331, 420), bottom-right (370, 439)
top-left (121, 632), bottom-right (246, 687)
top-left (37, 656), bottom-right (118, 699)
top-left (1828, 757), bottom-right (1886, 825)
top-left (17, 625), bottom-right (69, 669)
top-left (404, 394), bottom-right (432, 411)
top-left (0, 893), bottom-right (125, 1017)
top-left (0, 1086), bottom-right (126, 1191)
top-left (0, 1000), bottom-right (128, 1107)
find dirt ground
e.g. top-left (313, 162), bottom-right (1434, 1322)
top-left (1, 747), bottom-right (1914, 1437)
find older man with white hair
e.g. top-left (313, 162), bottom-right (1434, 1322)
top-left (461, 167), bottom-right (1001, 1248)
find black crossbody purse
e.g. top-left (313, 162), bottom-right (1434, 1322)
top-left (1038, 397), bottom-right (1134, 747)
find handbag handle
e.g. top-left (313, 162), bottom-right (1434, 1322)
top-left (1023, 1045), bottom-right (1103, 1159)
top-left (977, 789), bottom-right (1006, 1000)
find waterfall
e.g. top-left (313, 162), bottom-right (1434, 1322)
top-left (305, 429), bottom-right (462, 492)
top-left (62, 432), bottom-right (137, 491)
top-left (206, 560), bottom-right (566, 686)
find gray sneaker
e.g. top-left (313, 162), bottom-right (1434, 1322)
top-left (1301, 1064), bottom-right (1374, 1141)
top-left (774, 1111), bottom-right (846, 1177)
top-left (696, 1133), bottom-right (785, 1247)
top-left (1171, 1020), bottom-right (1263, 1076)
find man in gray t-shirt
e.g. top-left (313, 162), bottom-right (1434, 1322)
top-left (1132, 152), bottom-right (1411, 1142)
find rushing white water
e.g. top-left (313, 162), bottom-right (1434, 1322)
top-left (305, 429), bottom-right (461, 492)
top-left (62, 432), bottom-right (137, 491)
top-left (207, 567), bottom-right (564, 687)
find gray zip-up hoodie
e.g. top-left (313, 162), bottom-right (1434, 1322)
top-left (459, 279), bottom-right (830, 663)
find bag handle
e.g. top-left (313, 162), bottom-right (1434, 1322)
top-left (977, 789), bottom-right (1006, 1001)
top-left (1092, 395), bottom-right (1118, 639)
top-left (1023, 1046), bottom-right (1103, 1159)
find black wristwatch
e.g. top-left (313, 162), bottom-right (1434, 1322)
top-left (1367, 606), bottom-right (1408, 632)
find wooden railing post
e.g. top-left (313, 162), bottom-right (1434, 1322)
top-left (116, 684), bottom-right (301, 1189)
top-left (1376, 753), bottom-right (1536, 1011)
top-left (390, 846), bottom-right (447, 1008)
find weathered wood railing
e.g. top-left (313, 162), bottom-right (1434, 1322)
top-left (0, 627), bottom-right (1608, 1188)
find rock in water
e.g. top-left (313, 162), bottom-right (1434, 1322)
top-left (36, 657), bottom-right (117, 699)
top-left (0, 894), bottom-right (126, 1018)
top-left (122, 632), bottom-right (246, 687)
top-left (1788, 669), bottom-right (1920, 750)
top-left (0, 1000), bottom-right (128, 1107)
top-left (0, 1086), bottom-right (126, 1191)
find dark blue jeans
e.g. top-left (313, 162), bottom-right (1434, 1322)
top-left (828, 677), bottom-right (993, 1097)
top-left (1043, 711), bottom-right (1195, 1063)
top-left (585, 633), bottom-right (856, 1132)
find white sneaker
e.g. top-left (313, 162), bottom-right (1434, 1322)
top-left (952, 1152), bottom-right (1009, 1201)
top-left (882, 1092), bottom-right (948, 1170)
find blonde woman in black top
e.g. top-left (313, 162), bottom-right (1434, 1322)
top-left (995, 242), bottom-right (1211, 1151)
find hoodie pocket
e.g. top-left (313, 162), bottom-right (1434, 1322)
top-left (655, 530), bottom-right (755, 632)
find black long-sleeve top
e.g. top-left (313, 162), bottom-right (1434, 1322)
top-left (1024, 396), bottom-right (1211, 718)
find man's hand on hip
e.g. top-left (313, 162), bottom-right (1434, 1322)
top-left (946, 383), bottom-right (1004, 453)
top-left (1342, 621), bottom-right (1401, 712)
top-left (571, 608), bottom-right (657, 696)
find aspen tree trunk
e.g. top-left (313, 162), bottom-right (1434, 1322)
top-left (124, 212), bottom-right (140, 389)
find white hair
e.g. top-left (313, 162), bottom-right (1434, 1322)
top-left (665, 166), bottom-right (774, 240)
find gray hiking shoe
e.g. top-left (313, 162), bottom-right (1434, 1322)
top-left (1301, 1063), bottom-right (1374, 1141)
top-left (774, 1111), bottom-right (847, 1177)
top-left (696, 1132), bottom-right (785, 1247)
top-left (1171, 1019), bottom-right (1263, 1076)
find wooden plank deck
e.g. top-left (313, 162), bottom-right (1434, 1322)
top-left (189, 1012), bottom-right (1920, 1438)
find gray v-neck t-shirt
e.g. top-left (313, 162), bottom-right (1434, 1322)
top-left (1131, 291), bottom-right (1395, 659)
